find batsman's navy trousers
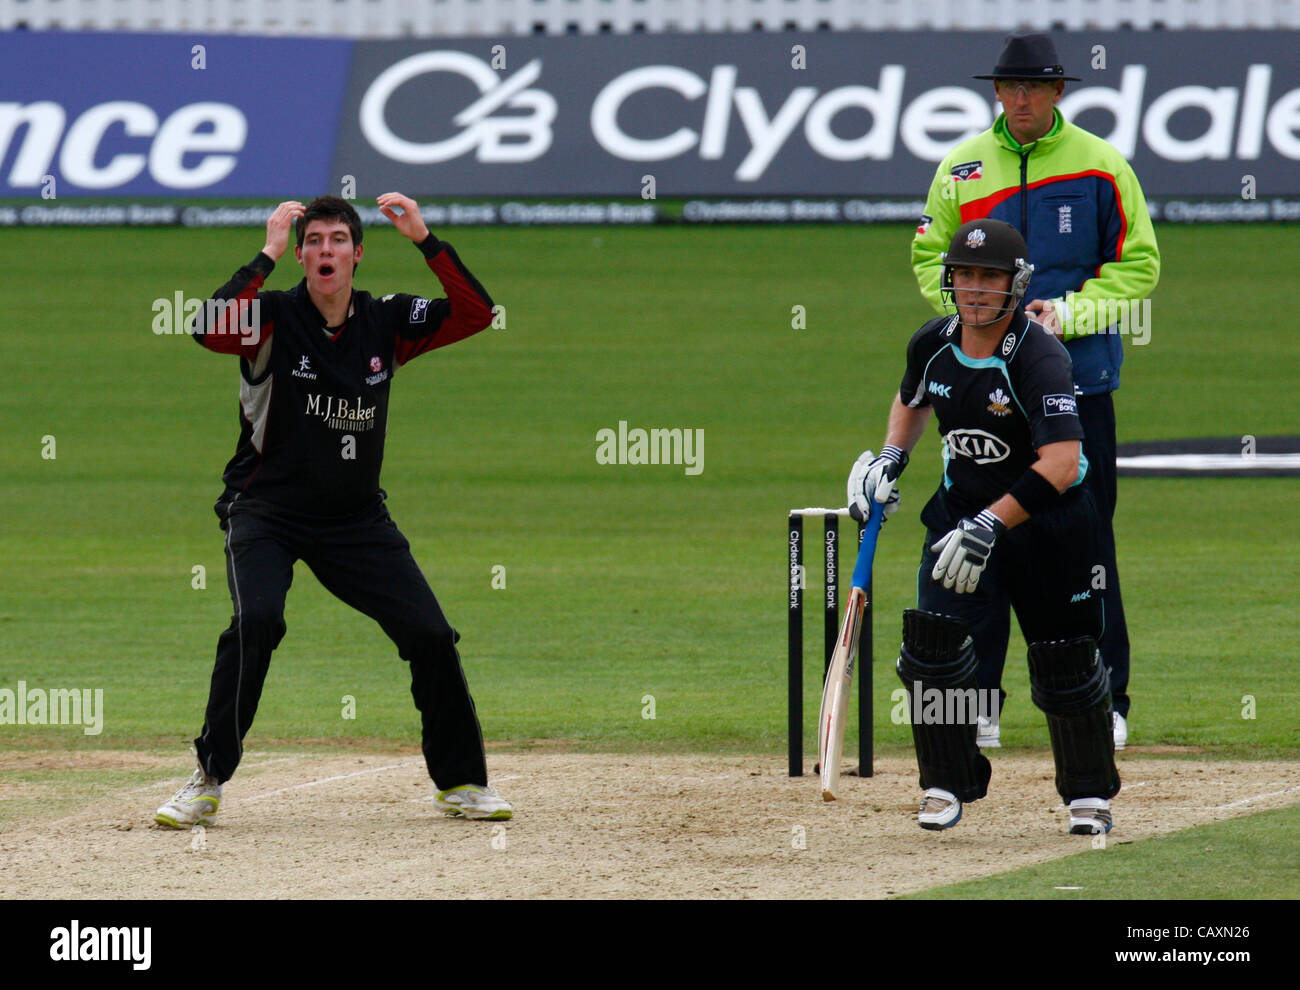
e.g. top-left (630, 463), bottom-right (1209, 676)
top-left (918, 485), bottom-right (1105, 711)
top-left (194, 495), bottom-right (488, 789)
top-left (1077, 392), bottom-right (1130, 718)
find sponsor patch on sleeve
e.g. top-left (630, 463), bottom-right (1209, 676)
top-left (916, 213), bottom-right (933, 235)
top-left (410, 298), bottom-right (430, 323)
top-left (950, 160), bottom-right (983, 182)
top-left (1043, 393), bottom-right (1078, 417)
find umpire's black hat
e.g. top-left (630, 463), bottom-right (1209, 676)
top-left (973, 33), bottom-right (1080, 82)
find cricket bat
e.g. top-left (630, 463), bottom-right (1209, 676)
top-left (817, 497), bottom-right (884, 801)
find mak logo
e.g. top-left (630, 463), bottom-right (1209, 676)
top-left (928, 380), bottom-right (952, 398)
top-left (1070, 590), bottom-right (1092, 602)
top-left (359, 52), bottom-right (556, 164)
top-left (945, 429), bottom-right (1011, 464)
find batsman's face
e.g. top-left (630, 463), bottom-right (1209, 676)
top-left (952, 267), bottom-right (1014, 328)
top-left (296, 219), bottom-right (363, 296)
top-left (995, 79), bottom-right (1064, 145)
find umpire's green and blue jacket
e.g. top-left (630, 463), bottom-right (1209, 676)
top-left (912, 110), bottom-right (1161, 396)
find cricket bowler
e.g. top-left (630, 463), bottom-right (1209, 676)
top-left (155, 193), bottom-right (512, 827)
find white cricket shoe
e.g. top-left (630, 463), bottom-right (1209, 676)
top-left (976, 715), bottom-right (1001, 748)
top-left (155, 767), bottom-right (222, 828)
top-left (435, 784), bottom-right (513, 821)
top-left (918, 787), bottom-right (962, 830)
top-left (1113, 712), bottom-right (1128, 751)
top-left (1069, 797), bottom-right (1113, 835)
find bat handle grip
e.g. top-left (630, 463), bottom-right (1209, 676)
top-left (850, 499), bottom-right (885, 591)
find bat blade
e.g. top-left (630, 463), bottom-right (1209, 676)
top-left (816, 498), bottom-right (884, 802)
top-left (818, 587), bottom-right (866, 800)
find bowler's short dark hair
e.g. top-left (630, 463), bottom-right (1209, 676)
top-left (296, 196), bottom-right (363, 249)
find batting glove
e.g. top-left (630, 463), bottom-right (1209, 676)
top-left (930, 509), bottom-right (1006, 594)
top-left (848, 445), bottom-right (908, 522)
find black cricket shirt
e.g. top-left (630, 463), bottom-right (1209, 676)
top-left (190, 235), bottom-right (494, 517)
top-left (899, 310), bottom-right (1087, 512)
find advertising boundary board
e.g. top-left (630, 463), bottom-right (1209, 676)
top-left (4, 29), bottom-right (1299, 202)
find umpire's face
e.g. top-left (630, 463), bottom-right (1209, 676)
top-left (995, 79), bottom-right (1064, 145)
top-left (295, 219), bottom-right (364, 298)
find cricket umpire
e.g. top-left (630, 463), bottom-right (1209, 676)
top-left (912, 33), bottom-right (1161, 750)
top-left (156, 193), bottom-right (512, 827)
top-left (849, 219), bottom-right (1120, 834)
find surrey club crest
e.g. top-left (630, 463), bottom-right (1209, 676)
top-left (966, 228), bottom-right (987, 249)
top-left (987, 388), bottom-right (1011, 417)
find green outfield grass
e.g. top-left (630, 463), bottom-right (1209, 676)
top-left (1, 224), bottom-right (1297, 764)
top-left (902, 802), bottom-right (1300, 899)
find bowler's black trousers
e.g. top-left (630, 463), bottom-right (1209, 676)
top-left (194, 495), bottom-right (488, 790)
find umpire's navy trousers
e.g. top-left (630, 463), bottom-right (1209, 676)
top-left (1078, 392), bottom-right (1131, 718)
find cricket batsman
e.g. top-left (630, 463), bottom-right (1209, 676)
top-left (911, 34), bottom-right (1161, 750)
top-left (847, 219), bottom-right (1120, 834)
top-left (155, 194), bottom-right (512, 827)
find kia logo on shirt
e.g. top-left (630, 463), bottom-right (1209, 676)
top-left (945, 429), bottom-right (1012, 464)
